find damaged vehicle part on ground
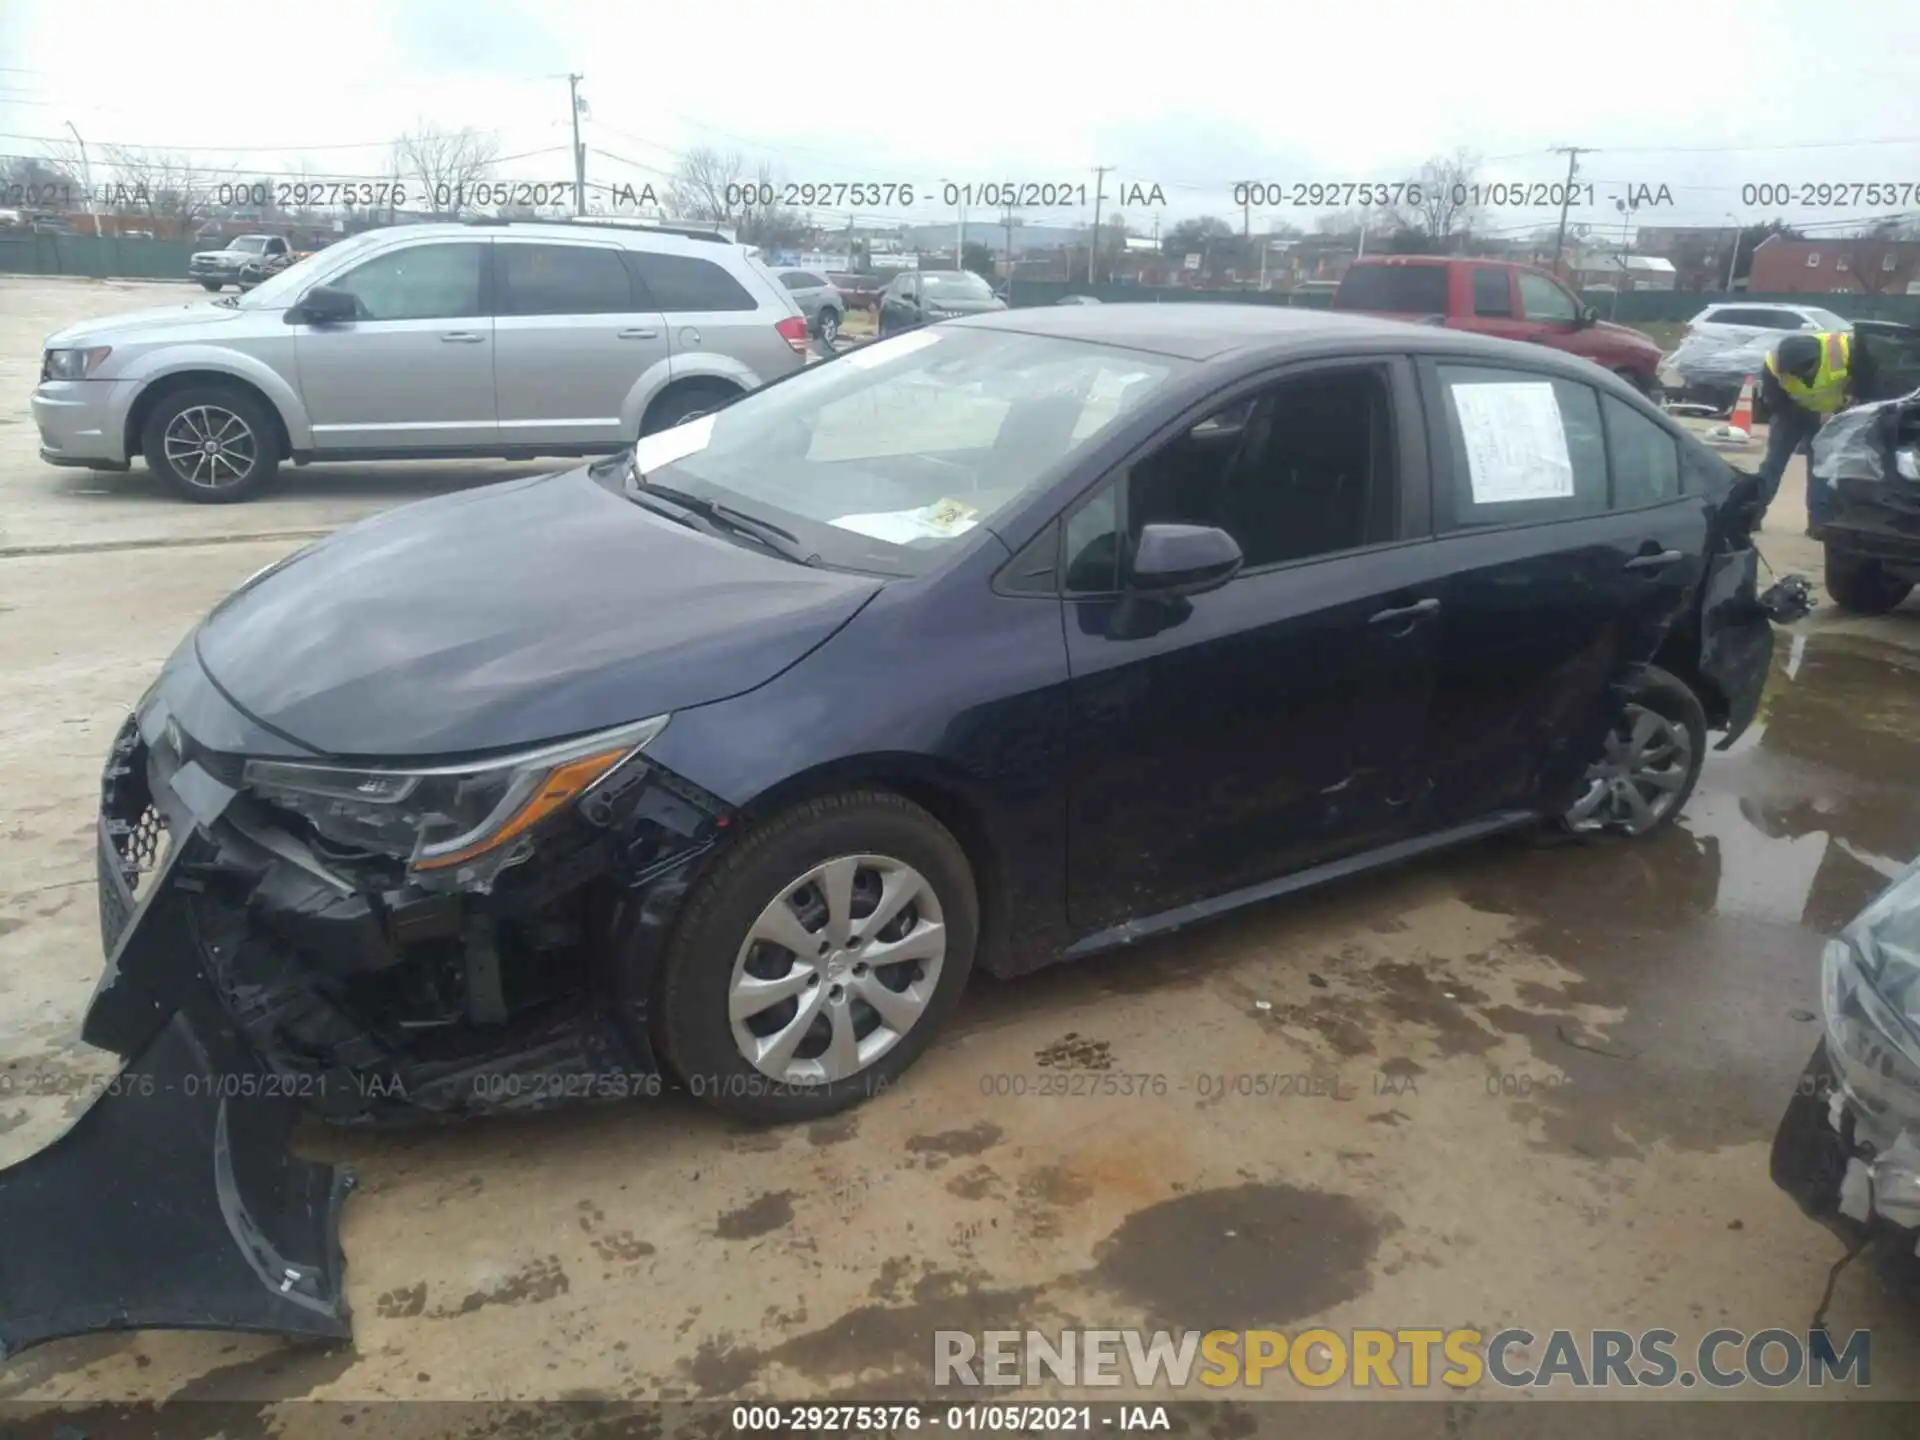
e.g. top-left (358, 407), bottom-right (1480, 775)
top-left (1810, 386), bottom-right (1920, 615)
top-left (0, 306), bottom-right (1789, 1357)
top-left (1772, 856), bottom-right (1920, 1307)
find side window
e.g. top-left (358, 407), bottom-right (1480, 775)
top-left (1433, 365), bottom-right (1607, 531)
top-left (267, 238), bottom-right (287, 256)
top-left (1471, 267), bottom-right (1512, 317)
top-left (1063, 480), bottom-right (1122, 593)
top-left (497, 243), bottom-right (633, 316)
top-left (1602, 395), bottom-right (1681, 509)
top-left (1122, 367), bottom-right (1394, 571)
top-left (627, 252), bottom-right (757, 312)
top-left (1518, 273), bottom-right (1579, 323)
top-left (779, 272), bottom-right (811, 291)
top-left (330, 242), bottom-right (486, 322)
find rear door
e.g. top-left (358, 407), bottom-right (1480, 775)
top-left (1464, 265), bottom-right (1530, 344)
top-left (292, 238), bottom-right (496, 452)
top-left (1062, 358), bottom-right (1451, 933)
top-left (1413, 360), bottom-right (1702, 825)
top-left (491, 238), bottom-right (670, 448)
top-left (629, 248), bottom-right (795, 383)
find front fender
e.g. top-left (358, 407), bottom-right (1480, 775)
top-left (127, 346), bottom-right (312, 448)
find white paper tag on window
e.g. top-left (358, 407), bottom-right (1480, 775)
top-left (632, 412), bottom-right (714, 475)
top-left (1452, 382), bottom-right (1575, 503)
top-left (830, 497), bottom-right (979, 543)
top-left (845, 330), bottom-right (942, 369)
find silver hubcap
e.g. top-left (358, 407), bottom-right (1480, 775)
top-left (821, 312), bottom-right (838, 342)
top-left (729, 854), bottom-right (946, 1087)
top-left (163, 405), bottom-right (256, 489)
top-left (1563, 703), bottom-right (1693, 836)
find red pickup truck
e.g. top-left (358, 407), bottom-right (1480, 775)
top-left (1332, 256), bottom-right (1665, 395)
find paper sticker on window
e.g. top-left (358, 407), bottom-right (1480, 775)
top-left (632, 412), bottom-right (714, 475)
top-left (830, 497), bottom-right (978, 544)
top-left (1452, 382), bottom-right (1574, 504)
top-left (845, 330), bottom-right (942, 370)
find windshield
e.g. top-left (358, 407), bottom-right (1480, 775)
top-left (618, 327), bottom-right (1187, 576)
top-left (1806, 309), bottom-right (1849, 331)
top-left (922, 272), bottom-right (993, 298)
top-left (235, 234), bottom-right (372, 309)
top-left (234, 236), bottom-right (270, 253)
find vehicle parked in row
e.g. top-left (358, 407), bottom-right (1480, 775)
top-left (774, 267), bottom-right (846, 345)
top-left (0, 304), bottom-right (1788, 1361)
top-left (1332, 256), bottom-right (1665, 396)
top-left (1808, 385), bottom-right (1920, 614)
top-left (1657, 302), bottom-right (1852, 415)
top-left (189, 234), bottom-right (292, 292)
top-left (34, 219), bottom-right (811, 502)
top-left (877, 268), bottom-right (1007, 335)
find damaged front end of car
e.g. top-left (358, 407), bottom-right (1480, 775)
top-left (0, 653), bottom-right (730, 1361)
top-left (1771, 857), bottom-right (1920, 1305)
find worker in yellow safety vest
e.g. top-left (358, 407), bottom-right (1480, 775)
top-left (1756, 330), bottom-right (1877, 534)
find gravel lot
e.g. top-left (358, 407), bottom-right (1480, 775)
top-left (3, 274), bottom-right (1918, 1421)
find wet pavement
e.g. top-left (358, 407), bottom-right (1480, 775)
top-left (6, 274), bottom-right (1920, 1416)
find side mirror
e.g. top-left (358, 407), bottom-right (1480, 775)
top-left (1575, 306), bottom-right (1597, 328)
top-left (289, 285), bottom-right (357, 325)
top-left (1130, 523), bottom-right (1243, 597)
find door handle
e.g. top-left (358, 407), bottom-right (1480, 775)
top-left (1368, 597), bottom-right (1440, 627)
top-left (618, 327), bottom-right (659, 340)
top-left (1623, 549), bottom-right (1685, 572)
top-left (440, 331), bottom-right (485, 343)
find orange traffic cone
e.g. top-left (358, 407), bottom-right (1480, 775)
top-left (1729, 375), bottom-right (1756, 434)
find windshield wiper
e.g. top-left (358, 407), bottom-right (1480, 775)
top-left (626, 475), bottom-right (818, 566)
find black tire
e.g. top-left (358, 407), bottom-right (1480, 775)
top-left (141, 383), bottom-right (280, 504)
top-left (199, 280), bottom-right (223, 292)
top-left (656, 790), bottom-right (979, 1124)
top-left (816, 307), bottom-right (841, 346)
top-left (640, 381), bottom-right (737, 437)
top-left (1825, 545), bottom-right (1913, 615)
top-left (1555, 664), bottom-right (1706, 840)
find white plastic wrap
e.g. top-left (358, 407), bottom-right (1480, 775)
top-left (1810, 389), bottom-right (1920, 486)
top-left (1663, 331), bottom-right (1778, 389)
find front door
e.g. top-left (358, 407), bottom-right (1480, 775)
top-left (1063, 360), bottom-right (1446, 935)
top-left (491, 238), bottom-right (670, 448)
top-left (293, 239), bottom-right (496, 452)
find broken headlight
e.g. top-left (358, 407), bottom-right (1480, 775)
top-left (1823, 859), bottom-right (1920, 1124)
top-left (241, 714), bottom-right (669, 884)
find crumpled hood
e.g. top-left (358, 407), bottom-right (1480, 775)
top-left (1822, 856), bottom-right (1920, 1128)
top-left (47, 302), bottom-right (245, 348)
top-left (193, 468), bottom-right (882, 758)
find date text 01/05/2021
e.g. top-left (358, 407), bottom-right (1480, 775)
top-left (728, 1404), bottom-right (1171, 1432)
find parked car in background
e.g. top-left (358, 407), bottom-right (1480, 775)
top-left (1332, 256), bottom-right (1665, 395)
top-left (34, 219), bottom-right (809, 502)
top-left (0, 305), bottom-right (1784, 1362)
top-left (190, 234), bottom-right (291, 292)
top-left (1686, 301), bottom-right (1850, 349)
top-left (1057, 294), bottom-right (1102, 305)
top-left (877, 269), bottom-right (1006, 335)
top-left (829, 272), bottom-right (887, 311)
top-left (774, 267), bottom-right (846, 344)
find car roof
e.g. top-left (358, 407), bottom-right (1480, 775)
top-left (351, 219), bottom-right (737, 257)
top-left (951, 301), bottom-right (1614, 372)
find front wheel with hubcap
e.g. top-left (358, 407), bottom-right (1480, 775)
top-left (655, 791), bottom-right (978, 1123)
top-left (142, 385), bottom-right (280, 503)
top-left (1559, 665), bottom-right (1706, 839)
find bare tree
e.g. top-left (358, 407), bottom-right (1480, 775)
top-left (1382, 149), bottom-right (1483, 250)
top-left (668, 146), bottom-right (744, 223)
top-left (100, 146), bottom-right (219, 235)
top-left (394, 124), bottom-right (501, 219)
top-left (1840, 224), bottom-right (1918, 297)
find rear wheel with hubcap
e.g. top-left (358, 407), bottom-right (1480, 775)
top-left (641, 381), bottom-right (737, 437)
top-left (816, 308), bottom-right (840, 346)
top-left (656, 791), bottom-right (977, 1123)
top-left (1558, 665), bottom-right (1706, 839)
top-left (141, 385), bottom-right (279, 504)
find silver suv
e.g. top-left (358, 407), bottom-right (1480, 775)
top-left (33, 219), bottom-right (810, 502)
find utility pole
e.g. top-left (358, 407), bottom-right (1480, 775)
top-left (1003, 201), bottom-right (1018, 297)
top-left (1088, 164), bottom-right (1112, 284)
top-left (64, 120), bottom-right (99, 237)
top-left (1548, 146), bottom-right (1587, 281)
top-left (567, 73), bottom-right (587, 216)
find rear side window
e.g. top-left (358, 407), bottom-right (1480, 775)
top-left (1602, 395), bottom-right (1681, 509)
top-left (1471, 268), bottom-right (1512, 317)
top-left (497, 243), bottom-right (634, 316)
top-left (779, 272), bottom-right (812, 291)
top-left (1336, 264), bottom-right (1448, 313)
top-left (628, 251), bottom-right (758, 312)
top-left (1432, 364), bottom-right (1607, 531)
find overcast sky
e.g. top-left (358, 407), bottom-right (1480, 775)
top-left (6, 0), bottom-right (1920, 241)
